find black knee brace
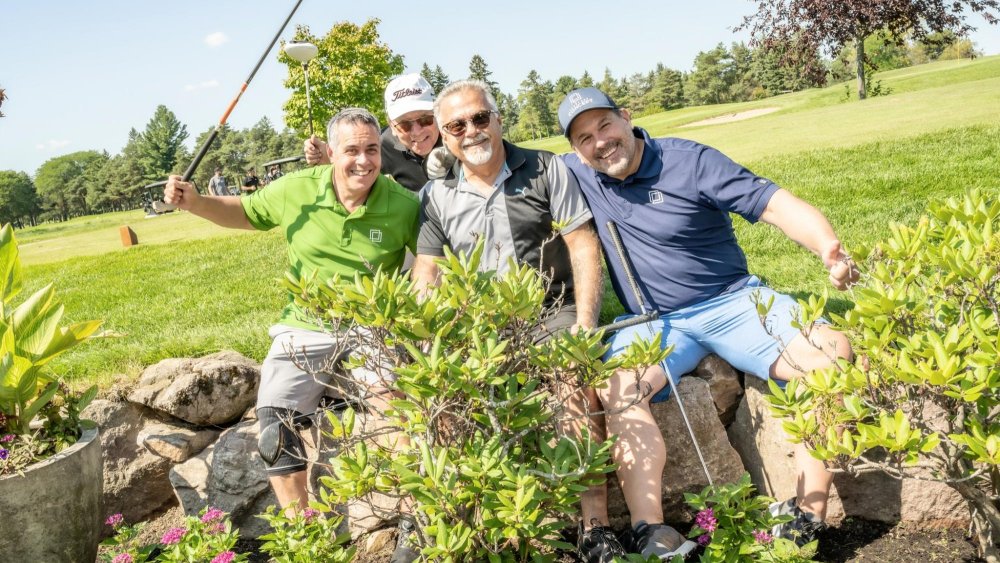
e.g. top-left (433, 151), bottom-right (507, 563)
top-left (256, 407), bottom-right (312, 476)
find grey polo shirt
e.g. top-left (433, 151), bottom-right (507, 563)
top-left (418, 141), bottom-right (592, 302)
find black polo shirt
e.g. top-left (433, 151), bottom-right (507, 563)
top-left (379, 127), bottom-right (443, 192)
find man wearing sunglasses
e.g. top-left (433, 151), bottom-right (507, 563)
top-left (410, 79), bottom-right (623, 563)
top-left (556, 87), bottom-right (860, 559)
top-left (304, 73), bottom-right (442, 192)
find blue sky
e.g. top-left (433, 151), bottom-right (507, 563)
top-left (1, 1), bottom-right (998, 175)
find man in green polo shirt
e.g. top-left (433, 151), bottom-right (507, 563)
top-left (164, 107), bottom-right (420, 517)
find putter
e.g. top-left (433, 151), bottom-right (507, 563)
top-left (283, 41), bottom-right (319, 137)
top-left (606, 221), bottom-right (714, 487)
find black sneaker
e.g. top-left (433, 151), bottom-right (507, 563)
top-left (389, 516), bottom-right (420, 563)
top-left (631, 521), bottom-right (697, 560)
top-left (769, 497), bottom-right (826, 547)
top-left (578, 522), bottom-right (626, 563)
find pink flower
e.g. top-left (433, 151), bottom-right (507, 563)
top-left (161, 527), bottom-right (187, 545)
top-left (695, 508), bottom-right (717, 532)
top-left (0, 434), bottom-right (13, 443)
top-left (201, 507), bottom-right (225, 523)
top-left (697, 533), bottom-right (712, 546)
top-left (302, 508), bottom-right (321, 522)
top-left (111, 554), bottom-right (134, 563)
top-left (105, 513), bottom-right (124, 528)
top-left (753, 529), bottom-right (774, 544)
top-left (210, 551), bottom-right (236, 563)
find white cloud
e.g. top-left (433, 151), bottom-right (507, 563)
top-left (36, 139), bottom-right (70, 151)
top-left (204, 32), bottom-right (229, 47)
top-left (184, 80), bottom-right (220, 92)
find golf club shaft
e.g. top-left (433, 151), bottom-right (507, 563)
top-left (180, 0), bottom-right (305, 182)
top-left (605, 221), bottom-right (714, 487)
top-left (303, 63), bottom-right (314, 137)
top-left (597, 311), bottom-right (659, 334)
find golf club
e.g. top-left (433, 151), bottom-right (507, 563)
top-left (283, 41), bottom-right (320, 137)
top-left (178, 0), bottom-right (305, 183)
top-left (605, 221), bottom-right (714, 487)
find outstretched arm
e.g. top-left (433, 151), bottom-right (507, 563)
top-left (164, 175), bottom-right (254, 230)
top-left (759, 189), bottom-right (858, 290)
top-left (562, 222), bottom-right (603, 330)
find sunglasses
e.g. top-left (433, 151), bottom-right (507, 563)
top-left (441, 110), bottom-right (496, 137)
top-left (393, 114), bottom-right (435, 133)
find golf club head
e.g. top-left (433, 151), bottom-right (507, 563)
top-left (257, 421), bottom-right (284, 466)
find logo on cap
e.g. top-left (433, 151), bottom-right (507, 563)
top-left (567, 92), bottom-right (594, 115)
top-left (391, 87), bottom-right (425, 102)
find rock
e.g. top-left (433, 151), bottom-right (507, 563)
top-left (169, 420), bottom-right (277, 538)
top-left (83, 399), bottom-right (177, 525)
top-left (138, 422), bottom-right (221, 463)
top-left (363, 528), bottom-right (396, 554)
top-left (129, 351), bottom-right (260, 426)
top-left (727, 377), bottom-right (968, 527)
top-left (690, 354), bottom-right (744, 426)
top-left (606, 377), bottom-right (746, 528)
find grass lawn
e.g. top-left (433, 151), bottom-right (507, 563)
top-left (15, 57), bottom-right (1000, 389)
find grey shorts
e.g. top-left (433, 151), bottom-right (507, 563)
top-left (257, 324), bottom-right (393, 414)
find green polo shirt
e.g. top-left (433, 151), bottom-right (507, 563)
top-left (241, 165), bottom-right (420, 330)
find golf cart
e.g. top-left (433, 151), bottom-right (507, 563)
top-left (261, 155), bottom-right (306, 186)
top-left (141, 180), bottom-right (177, 217)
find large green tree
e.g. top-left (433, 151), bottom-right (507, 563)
top-left (135, 105), bottom-right (188, 183)
top-left (419, 63), bottom-right (450, 94)
top-left (281, 19), bottom-right (404, 136)
top-left (0, 171), bottom-right (39, 227)
top-left (34, 151), bottom-right (105, 221)
top-left (738, 0), bottom-right (999, 99)
top-left (515, 70), bottom-right (556, 140)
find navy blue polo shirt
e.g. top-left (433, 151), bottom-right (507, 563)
top-left (562, 128), bottom-right (779, 314)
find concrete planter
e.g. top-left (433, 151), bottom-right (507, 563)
top-left (0, 424), bottom-right (103, 562)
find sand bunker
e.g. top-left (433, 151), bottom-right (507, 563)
top-left (681, 107), bottom-right (780, 128)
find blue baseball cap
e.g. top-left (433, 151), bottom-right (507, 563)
top-left (558, 87), bottom-right (619, 138)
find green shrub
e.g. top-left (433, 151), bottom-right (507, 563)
top-left (767, 189), bottom-right (1000, 560)
top-left (287, 241), bottom-right (665, 561)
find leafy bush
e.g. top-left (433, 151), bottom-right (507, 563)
top-left (684, 473), bottom-right (817, 562)
top-left (286, 241), bottom-right (665, 561)
top-left (767, 189), bottom-right (1000, 560)
top-left (100, 507), bottom-right (247, 563)
top-left (257, 505), bottom-right (354, 562)
top-left (0, 224), bottom-right (101, 475)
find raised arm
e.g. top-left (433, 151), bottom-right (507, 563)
top-left (759, 189), bottom-right (858, 290)
top-left (164, 175), bottom-right (254, 230)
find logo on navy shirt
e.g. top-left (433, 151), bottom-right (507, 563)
top-left (369, 229), bottom-right (383, 243)
top-left (649, 191), bottom-right (663, 204)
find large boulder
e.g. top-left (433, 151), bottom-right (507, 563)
top-left (727, 377), bottom-right (968, 527)
top-left (606, 377), bottom-right (746, 528)
top-left (169, 420), bottom-right (278, 538)
top-left (129, 351), bottom-right (260, 425)
top-left (690, 354), bottom-right (744, 426)
top-left (83, 399), bottom-right (177, 524)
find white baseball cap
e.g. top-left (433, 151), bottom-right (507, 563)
top-left (384, 73), bottom-right (435, 121)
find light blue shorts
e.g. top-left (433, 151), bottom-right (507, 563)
top-left (606, 277), bottom-right (820, 403)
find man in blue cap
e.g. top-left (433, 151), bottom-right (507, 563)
top-left (557, 87), bottom-right (859, 559)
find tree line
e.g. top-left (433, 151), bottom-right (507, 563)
top-left (0, 5), bottom-right (990, 227)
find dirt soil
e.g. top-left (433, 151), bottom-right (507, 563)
top-left (120, 504), bottom-right (985, 562)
